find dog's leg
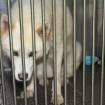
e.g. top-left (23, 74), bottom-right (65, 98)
top-left (66, 42), bottom-right (82, 78)
top-left (51, 43), bottom-right (64, 105)
top-left (37, 63), bottom-right (45, 86)
top-left (37, 61), bottom-right (53, 86)
top-left (26, 77), bottom-right (34, 97)
top-left (60, 42), bottom-right (82, 79)
top-left (20, 77), bottom-right (34, 98)
top-left (60, 42), bottom-right (82, 86)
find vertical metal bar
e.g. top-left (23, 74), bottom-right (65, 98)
top-left (0, 21), bottom-right (6, 105)
top-left (92, 0), bottom-right (96, 105)
top-left (30, 0), bottom-right (38, 104)
top-left (41, 0), bottom-right (48, 105)
top-left (100, 0), bottom-right (105, 104)
top-left (83, 0), bottom-right (86, 105)
top-left (63, 0), bottom-right (67, 105)
top-left (18, 0), bottom-right (27, 105)
top-left (7, 0), bottom-right (17, 105)
top-left (52, 0), bottom-right (57, 105)
top-left (73, 0), bottom-right (76, 105)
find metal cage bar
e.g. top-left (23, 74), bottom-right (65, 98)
top-left (63, 0), bottom-right (67, 105)
top-left (92, 0), bottom-right (96, 105)
top-left (18, 0), bottom-right (27, 105)
top-left (83, 0), bottom-right (86, 105)
top-left (0, 21), bottom-right (6, 105)
top-left (41, 0), bottom-right (48, 105)
top-left (52, 0), bottom-right (57, 105)
top-left (30, 0), bottom-right (38, 104)
top-left (73, 0), bottom-right (76, 105)
top-left (7, 0), bottom-right (17, 105)
top-left (100, 0), bottom-right (105, 104)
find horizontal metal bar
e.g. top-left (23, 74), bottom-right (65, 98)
top-left (30, 0), bottom-right (38, 104)
top-left (18, 0), bottom-right (27, 105)
top-left (92, 0), bottom-right (96, 105)
top-left (41, 0), bottom-right (48, 105)
top-left (52, 0), bottom-right (57, 105)
top-left (7, 0), bottom-right (17, 105)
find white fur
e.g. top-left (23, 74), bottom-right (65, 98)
top-left (1, 0), bottom-right (82, 104)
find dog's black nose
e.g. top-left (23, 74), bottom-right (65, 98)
top-left (18, 73), bottom-right (28, 80)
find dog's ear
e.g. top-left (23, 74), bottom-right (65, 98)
top-left (36, 23), bottom-right (50, 40)
top-left (0, 14), bottom-right (9, 36)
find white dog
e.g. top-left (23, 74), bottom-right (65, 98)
top-left (1, 0), bottom-right (82, 104)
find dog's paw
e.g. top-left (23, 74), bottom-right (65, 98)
top-left (39, 79), bottom-right (49, 86)
top-left (51, 95), bottom-right (64, 105)
top-left (20, 90), bottom-right (34, 98)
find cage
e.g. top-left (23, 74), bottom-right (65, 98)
top-left (0, 0), bottom-right (105, 105)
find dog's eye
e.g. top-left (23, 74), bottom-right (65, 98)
top-left (13, 51), bottom-right (19, 56)
top-left (29, 51), bottom-right (37, 57)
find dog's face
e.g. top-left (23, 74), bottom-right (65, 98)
top-left (1, 14), bottom-right (50, 81)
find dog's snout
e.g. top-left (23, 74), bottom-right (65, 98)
top-left (18, 73), bottom-right (28, 80)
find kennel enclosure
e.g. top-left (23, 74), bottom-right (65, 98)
top-left (0, 0), bottom-right (105, 105)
